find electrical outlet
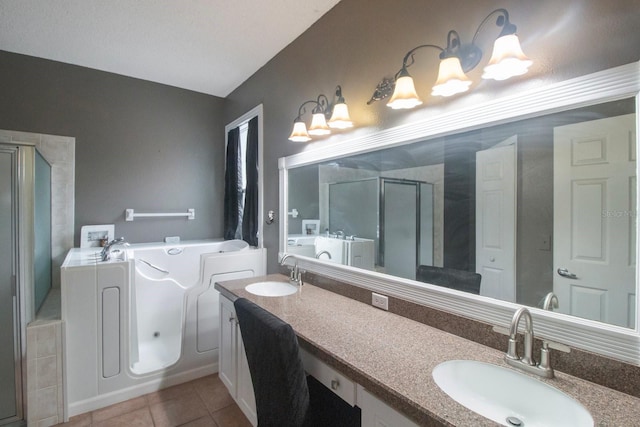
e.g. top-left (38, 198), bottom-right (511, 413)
top-left (372, 292), bottom-right (389, 310)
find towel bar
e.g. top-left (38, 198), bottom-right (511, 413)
top-left (125, 208), bottom-right (195, 221)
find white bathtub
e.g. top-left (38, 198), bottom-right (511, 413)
top-left (61, 239), bottom-right (266, 417)
top-left (128, 239), bottom-right (251, 375)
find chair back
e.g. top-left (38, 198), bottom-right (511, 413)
top-left (416, 265), bottom-right (482, 294)
top-left (234, 297), bottom-right (310, 427)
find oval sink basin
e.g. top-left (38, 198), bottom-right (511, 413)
top-left (432, 360), bottom-right (593, 427)
top-left (245, 281), bottom-right (298, 297)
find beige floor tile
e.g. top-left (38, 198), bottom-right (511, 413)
top-left (211, 404), bottom-right (252, 427)
top-left (91, 396), bottom-right (148, 423)
top-left (179, 415), bottom-right (219, 427)
top-left (150, 389), bottom-right (210, 427)
top-left (193, 375), bottom-right (235, 413)
top-left (93, 407), bottom-right (154, 427)
top-left (147, 381), bottom-right (196, 405)
top-left (54, 412), bottom-right (91, 427)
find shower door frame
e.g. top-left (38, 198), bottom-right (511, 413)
top-left (327, 176), bottom-right (434, 279)
top-left (0, 143), bottom-right (33, 426)
top-left (379, 178), bottom-right (433, 279)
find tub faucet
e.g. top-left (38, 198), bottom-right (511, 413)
top-left (334, 229), bottom-right (345, 239)
top-left (542, 292), bottom-right (559, 311)
top-left (101, 237), bottom-right (127, 261)
top-left (504, 307), bottom-right (554, 378)
top-left (279, 254), bottom-right (304, 286)
top-left (315, 250), bottom-right (332, 260)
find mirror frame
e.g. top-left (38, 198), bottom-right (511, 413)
top-left (279, 62), bottom-right (640, 365)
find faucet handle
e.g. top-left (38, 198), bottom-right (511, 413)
top-left (544, 340), bottom-right (570, 353)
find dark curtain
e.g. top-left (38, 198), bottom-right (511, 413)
top-left (242, 116), bottom-right (259, 246)
top-left (224, 127), bottom-right (242, 240)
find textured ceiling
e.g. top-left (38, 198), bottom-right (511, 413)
top-left (0, 0), bottom-right (341, 97)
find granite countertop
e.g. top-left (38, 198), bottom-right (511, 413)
top-left (215, 274), bottom-right (640, 426)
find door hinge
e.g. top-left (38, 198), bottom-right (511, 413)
top-left (11, 275), bottom-right (17, 296)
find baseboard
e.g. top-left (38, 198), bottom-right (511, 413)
top-left (66, 362), bottom-right (218, 419)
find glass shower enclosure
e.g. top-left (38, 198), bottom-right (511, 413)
top-left (0, 143), bottom-right (51, 426)
top-left (328, 177), bottom-right (434, 280)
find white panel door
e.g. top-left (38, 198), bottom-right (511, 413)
top-left (554, 114), bottom-right (636, 327)
top-left (476, 140), bottom-right (517, 301)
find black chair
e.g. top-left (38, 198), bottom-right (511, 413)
top-left (234, 297), bottom-right (360, 427)
top-left (416, 265), bottom-right (482, 295)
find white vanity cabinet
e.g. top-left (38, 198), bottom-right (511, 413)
top-left (357, 386), bottom-right (419, 427)
top-left (218, 294), bottom-right (420, 427)
top-left (218, 295), bottom-right (257, 426)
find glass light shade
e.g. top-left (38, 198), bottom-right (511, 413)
top-left (431, 57), bottom-right (472, 97)
top-left (387, 75), bottom-right (423, 109)
top-left (308, 113), bottom-right (331, 136)
top-left (328, 103), bottom-right (354, 129)
top-left (288, 121), bottom-right (312, 142)
top-left (482, 34), bottom-right (533, 81)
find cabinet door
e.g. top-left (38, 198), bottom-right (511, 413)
top-left (236, 336), bottom-right (257, 426)
top-left (358, 386), bottom-right (419, 427)
top-left (218, 296), bottom-right (237, 395)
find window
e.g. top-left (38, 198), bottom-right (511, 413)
top-left (224, 105), bottom-right (263, 246)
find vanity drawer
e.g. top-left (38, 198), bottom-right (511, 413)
top-left (299, 347), bottom-right (356, 406)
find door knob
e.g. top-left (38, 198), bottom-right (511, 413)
top-left (557, 268), bottom-right (578, 279)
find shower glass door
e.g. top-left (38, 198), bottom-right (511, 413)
top-left (34, 151), bottom-right (52, 312)
top-left (381, 179), bottom-right (434, 281)
top-left (0, 147), bottom-right (19, 424)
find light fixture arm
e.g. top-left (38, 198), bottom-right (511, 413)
top-left (313, 94), bottom-right (330, 114)
top-left (334, 85), bottom-right (346, 104)
top-left (472, 8), bottom-right (517, 45)
top-left (398, 44), bottom-right (445, 77)
top-left (294, 99), bottom-right (322, 122)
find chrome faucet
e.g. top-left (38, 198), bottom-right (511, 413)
top-left (334, 229), bottom-right (345, 239)
top-left (279, 254), bottom-right (304, 286)
top-left (505, 307), bottom-right (554, 378)
top-left (539, 292), bottom-right (560, 373)
top-left (315, 250), bottom-right (332, 259)
top-left (100, 237), bottom-right (127, 261)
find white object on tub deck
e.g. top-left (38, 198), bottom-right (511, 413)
top-left (61, 239), bottom-right (266, 418)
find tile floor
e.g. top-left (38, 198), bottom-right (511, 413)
top-left (55, 375), bottom-right (252, 427)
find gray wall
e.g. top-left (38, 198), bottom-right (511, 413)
top-left (287, 165), bottom-right (320, 234)
top-left (1, 0), bottom-right (638, 266)
top-left (223, 0), bottom-right (640, 272)
top-left (0, 50), bottom-right (226, 245)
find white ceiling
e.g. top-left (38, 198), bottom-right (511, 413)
top-left (0, 0), bottom-right (341, 97)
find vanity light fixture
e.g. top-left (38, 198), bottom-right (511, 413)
top-left (375, 8), bottom-right (532, 109)
top-left (288, 86), bottom-right (354, 142)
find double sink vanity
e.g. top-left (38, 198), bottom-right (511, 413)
top-left (215, 273), bottom-right (640, 426)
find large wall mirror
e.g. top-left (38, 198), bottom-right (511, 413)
top-left (279, 62), bottom-right (640, 364)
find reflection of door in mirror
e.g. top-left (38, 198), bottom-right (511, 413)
top-left (554, 114), bottom-right (636, 328)
top-left (475, 138), bottom-right (517, 301)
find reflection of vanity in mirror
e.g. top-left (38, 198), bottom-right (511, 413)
top-left (280, 63), bottom-right (640, 364)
